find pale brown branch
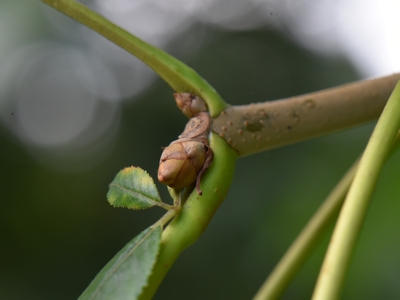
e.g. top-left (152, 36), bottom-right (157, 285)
top-left (213, 73), bottom-right (400, 156)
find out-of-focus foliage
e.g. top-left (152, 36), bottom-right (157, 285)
top-left (1, 1), bottom-right (400, 300)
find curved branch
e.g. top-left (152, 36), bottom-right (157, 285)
top-left (41, 0), bottom-right (227, 117)
top-left (213, 73), bottom-right (400, 156)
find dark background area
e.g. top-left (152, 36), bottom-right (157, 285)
top-left (1, 1), bottom-right (400, 299)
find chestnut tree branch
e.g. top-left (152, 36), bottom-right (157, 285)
top-left (42, 1), bottom-right (400, 158)
top-left (213, 73), bottom-right (400, 156)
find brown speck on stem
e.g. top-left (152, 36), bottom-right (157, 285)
top-left (304, 99), bottom-right (316, 108)
top-left (174, 93), bottom-right (208, 118)
top-left (228, 121), bottom-right (233, 126)
top-left (220, 133), bottom-right (225, 138)
top-left (212, 73), bottom-right (400, 157)
top-left (222, 126), bottom-right (227, 131)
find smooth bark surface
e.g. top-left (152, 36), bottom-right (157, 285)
top-left (213, 73), bottom-right (400, 156)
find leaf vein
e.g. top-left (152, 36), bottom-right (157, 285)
top-left (111, 183), bottom-right (160, 204)
top-left (90, 226), bottom-right (161, 299)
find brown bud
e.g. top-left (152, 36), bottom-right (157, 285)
top-left (158, 139), bottom-right (207, 191)
top-left (179, 112), bottom-right (211, 140)
top-left (174, 93), bottom-right (208, 118)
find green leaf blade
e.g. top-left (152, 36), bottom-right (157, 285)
top-left (79, 225), bottom-right (162, 300)
top-left (107, 166), bottom-right (161, 210)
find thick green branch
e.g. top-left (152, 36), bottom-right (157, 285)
top-left (213, 73), bottom-right (400, 156)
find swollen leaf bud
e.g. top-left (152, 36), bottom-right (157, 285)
top-left (158, 93), bottom-right (213, 195)
top-left (174, 93), bottom-right (208, 118)
top-left (179, 112), bottom-right (211, 140)
top-left (158, 140), bottom-right (207, 191)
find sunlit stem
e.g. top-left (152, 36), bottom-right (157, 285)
top-left (312, 81), bottom-right (400, 299)
top-left (255, 127), bottom-right (400, 300)
top-left (253, 159), bottom-right (359, 300)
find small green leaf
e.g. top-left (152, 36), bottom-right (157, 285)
top-left (79, 225), bottom-right (162, 300)
top-left (107, 166), bottom-right (161, 210)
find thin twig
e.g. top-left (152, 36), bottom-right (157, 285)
top-left (253, 159), bottom-right (358, 300)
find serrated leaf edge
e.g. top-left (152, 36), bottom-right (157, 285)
top-left (124, 167), bottom-right (161, 202)
top-left (109, 182), bottom-right (161, 208)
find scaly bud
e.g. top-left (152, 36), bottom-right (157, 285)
top-left (158, 94), bottom-right (213, 195)
top-left (158, 139), bottom-right (207, 191)
top-left (174, 93), bottom-right (208, 118)
top-left (179, 112), bottom-right (211, 140)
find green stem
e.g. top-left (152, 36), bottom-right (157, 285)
top-left (155, 209), bottom-right (178, 228)
top-left (139, 133), bottom-right (238, 300)
top-left (253, 159), bottom-right (359, 300)
top-left (155, 202), bottom-right (175, 211)
top-left (41, 0), bottom-right (227, 117)
top-left (312, 81), bottom-right (400, 300)
top-left (254, 130), bottom-right (400, 300)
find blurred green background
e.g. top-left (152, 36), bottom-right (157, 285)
top-left (1, 1), bottom-right (400, 299)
